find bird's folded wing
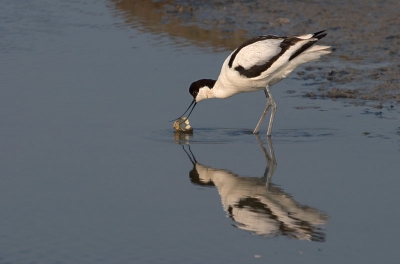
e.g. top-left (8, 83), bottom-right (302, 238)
top-left (229, 36), bottom-right (320, 79)
top-left (229, 36), bottom-right (284, 71)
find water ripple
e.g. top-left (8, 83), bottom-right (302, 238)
top-left (148, 127), bottom-right (338, 145)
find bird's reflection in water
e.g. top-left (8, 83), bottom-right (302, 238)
top-left (179, 135), bottom-right (328, 242)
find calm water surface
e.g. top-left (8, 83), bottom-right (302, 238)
top-left (1, 1), bottom-right (400, 263)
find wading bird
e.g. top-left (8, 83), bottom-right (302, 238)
top-left (175, 30), bottom-right (330, 136)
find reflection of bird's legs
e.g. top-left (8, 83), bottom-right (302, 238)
top-left (265, 137), bottom-right (277, 186)
top-left (181, 145), bottom-right (197, 165)
top-left (255, 134), bottom-right (277, 186)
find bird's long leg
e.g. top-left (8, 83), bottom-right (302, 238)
top-left (253, 87), bottom-right (272, 134)
top-left (265, 86), bottom-right (277, 136)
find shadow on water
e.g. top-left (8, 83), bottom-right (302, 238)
top-left (178, 135), bottom-right (328, 241)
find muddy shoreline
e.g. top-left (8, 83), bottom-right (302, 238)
top-left (112, 0), bottom-right (400, 104)
top-left (169, 0), bottom-right (400, 104)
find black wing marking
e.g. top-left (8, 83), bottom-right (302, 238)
top-left (234, 37), bottom-right (299, 78)
top-left (288, 31), bottom-right (327, 61)
top-left (232, 31), bottom-right (327, 78)
top-left (228, 35), bottom-right (283, 68)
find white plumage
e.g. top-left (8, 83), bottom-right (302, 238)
top-left (176, 30), bottom-right (331, 136)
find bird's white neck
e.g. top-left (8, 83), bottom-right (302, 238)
top-left (196, 79), bottom-right (234, 102)
top-left (196, 86), bottom-right (215, 102)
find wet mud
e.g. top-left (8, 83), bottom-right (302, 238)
top-left (111, 0), bottom-right (400, 104)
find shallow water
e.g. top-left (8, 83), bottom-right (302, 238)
top-left (1, 1), bottom-right (400, 263)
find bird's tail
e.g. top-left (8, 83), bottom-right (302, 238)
top-left (312, 30), bottom-right (328, 40)
top-left (299, 30), bottom-right (331, 56)
top-left (305, 44), bottom-right (331, 54)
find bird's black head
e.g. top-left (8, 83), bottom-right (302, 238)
top-left (189, 79), bottom-right (216, 100)
top-left (170, 79), bottom-right (216, 122)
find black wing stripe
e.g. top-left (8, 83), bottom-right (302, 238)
top-left (288, 40), bottom-right (317, 61)
top-left (312, 30), bottom-right (327, 39)
top-left (234, 37), bottom-right (300, 78)
top-left (228, 35), bottom-right (283, 68)
top-left (289, 31), bottom-right (327, 61)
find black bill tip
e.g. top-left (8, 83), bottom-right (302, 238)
top-left (169, 99), bottom-right (197, 122)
